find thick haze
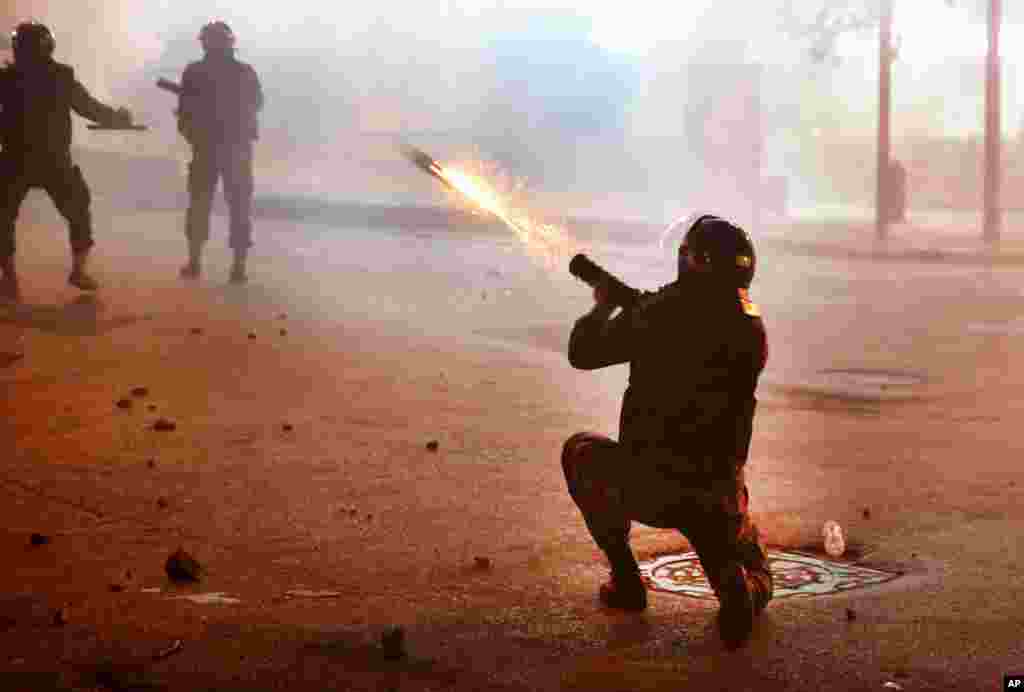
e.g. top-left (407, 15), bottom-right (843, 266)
top-left (3, 1), bottom-right (1023, 221)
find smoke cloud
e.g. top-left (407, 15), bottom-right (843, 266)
top-left (3, 1), bottom-right (1021, 222)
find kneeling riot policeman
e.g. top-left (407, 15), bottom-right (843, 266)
top-left (562, 214), bottom-right (772, 649)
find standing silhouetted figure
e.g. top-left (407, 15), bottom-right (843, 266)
top-left (177, 20), bottom-right (263, 284)
top-left (0, 21), bottom-right (133, 302)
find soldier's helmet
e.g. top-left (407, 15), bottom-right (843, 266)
top-left (199, 21), bottom-right (235, 53)
top-left (682, 215), bottom-right (756, 288)
top-left (11, 21), bottom-right (55, 62)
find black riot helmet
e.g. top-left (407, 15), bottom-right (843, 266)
top-left (199, 20), bottom-right (235, 57)
top-left (681, 215), bottom-right (756, 288)
top-left (11, 21), bottom-right (56, 63)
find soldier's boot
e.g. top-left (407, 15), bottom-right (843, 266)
top-left (228, 248), bottom-right (248, 285)
top-left (0, 256), bottom-right (20, 302)
top-left (179, 241), bottom-right (203, 279)
top-left (716, 563), bottom-right (756, 650)
top-left (68, 250), bottom-right (99, 291)
top-left (598, 545), bottom-right (647, 612)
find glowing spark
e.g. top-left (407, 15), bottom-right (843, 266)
top-left (433, 163), bottom-right (574, 269)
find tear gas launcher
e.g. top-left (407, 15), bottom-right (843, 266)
top-left (568, 254), bottom-right (644, 310)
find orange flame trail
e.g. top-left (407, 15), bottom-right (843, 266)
top-left (432, 161), bottom-right (574, 269)
top-left (400, 143), bottom-right (573, 268)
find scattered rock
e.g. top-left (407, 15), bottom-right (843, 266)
top-left (156, 497), bottom-right (168, 509)
top-left (109, 584), bottom-right (125, 593)
top-left (52, 607), bottom-right (67, 626)
top-left (147, 404), bottom-right (157, 412)
top-left (845, 607), bottom-right (856, 621)
top-left (1011, 480), bottom-right (1017, 488)
top-left (285, 589), bottom-right (343, 599)
top-left (248, 332), bottom-right (256, 339)
top-left (189, 327), bottom-right (203, 335)
top-left (862, 508), bottom-right (872, 520)
top-left (124, 569), bottom-right (134, 580)
top-left (426, 440), bottom-right (439, 452)
top-left (277, 313), bottom-right (287, 320)
top-left (130, 387), bottom-right (149, 398)
top-left (116, 398), bottom-right (133, 409)
top-left (349, 508), bottom-right (358, 517)
top-left (380, 626), bottom-right (406, 660)
top-left (282, 423), bottom-right (293, 432)
top-left (152, 418), bottom-right (177, 432)
top-left (29, 532), bottom-right (51, 546)
top-left (153, 639), bottom-right (184, 661)
top-left (146, 459), bottom-right (156, 469)
top-left (279, 329), bottom-right (288, 336)
top-left (165, 548), bottom-right (202, 583)
top-left (366, 513), bottom-right (373, 521)
top-left (473, 556), bottom-right (492, 571)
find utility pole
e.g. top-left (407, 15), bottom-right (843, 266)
top-left (984, 0), bottom-right (1002, 243)
top-left (875, 0), bottom-right (894, 242)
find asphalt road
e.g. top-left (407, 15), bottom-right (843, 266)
top-left (1, 208), bottom-right (1022, 691)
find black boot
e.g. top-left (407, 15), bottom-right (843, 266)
top-left (0, 257), bottom-right (20, 302)
top-left (598, 569), bottom-right (648, 611)
top-left (179, 241), bottom-right (203, 279)
top-left (716, 563), bottom-right (756, 650)
top-left (228, 248), bottom-right (247, 284)
top-left (598, 544), bottom-right (647, 611)
top-left (68, 250), bottom-right (99, 291)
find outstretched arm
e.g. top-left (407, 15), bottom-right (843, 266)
top-left (70, 80), bottom-right (129, 126)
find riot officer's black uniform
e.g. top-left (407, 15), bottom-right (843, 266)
top-left (0, 21), bottom-right (133, 301)
top-left (177, 21), bottom-right (263, 284)
top-left (562, 215), bottom-right (773, 650)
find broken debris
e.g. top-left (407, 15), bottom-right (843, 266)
top-left (131, 387), bottom-right (149, 397)
top-left (426, 440), bottom-right (439, 452)
top-left (381, 626), bottom-right (406, 660)
top-left (165, 548), bottom-right (202, 583)
top-left (473, 556), bottom-right (492, 571)
top-left (152, 418), bottom-right (177, 432)
top-left (284, 589), bottom-right (343, 599)
top-left (29, 532), bottom-right (51, 546)
top-left (116, 398), bottom-right (133, 409)
top-left (153, 639), bottom-right (183, 661)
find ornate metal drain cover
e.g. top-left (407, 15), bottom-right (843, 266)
top-left (639, 551), bottom-right (900, 600)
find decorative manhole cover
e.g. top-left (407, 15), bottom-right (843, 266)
top-left (639, 551), bottom-right (900, 600)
